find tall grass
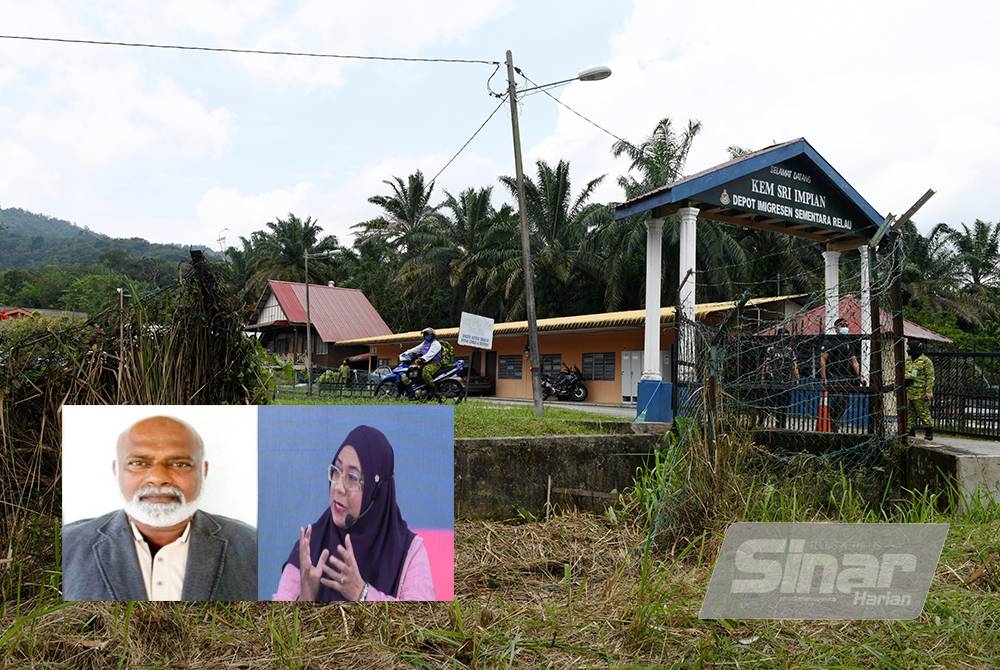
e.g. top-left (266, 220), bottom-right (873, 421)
top-left (619, 417), bottom-right (1000, 552)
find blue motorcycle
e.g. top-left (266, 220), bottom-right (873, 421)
top-left (373, 353), bottom-right (466, 403)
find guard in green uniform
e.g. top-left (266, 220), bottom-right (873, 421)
top-left (905, 339), bottom-right (935, 440)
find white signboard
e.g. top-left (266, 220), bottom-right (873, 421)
top-left (458, 312), bottom-right (494, 350)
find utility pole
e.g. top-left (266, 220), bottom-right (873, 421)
top-left (506, 49), bottom-right (544, 417)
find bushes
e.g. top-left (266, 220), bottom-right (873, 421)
top-left (620, 419), bottom-right (914, 551)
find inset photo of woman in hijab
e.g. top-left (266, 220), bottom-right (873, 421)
top-left (257, 406), bottom-right (454, 601)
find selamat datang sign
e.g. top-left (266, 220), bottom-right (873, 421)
top-left (700, 522), bottom-right (947, 620)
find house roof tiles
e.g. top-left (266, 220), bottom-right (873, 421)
top-left (250, 280), bottom-right (391, 343)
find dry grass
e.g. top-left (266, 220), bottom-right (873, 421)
top-left (4, 512), bottom-right (997, 669)
top-left (0, 513), bottom-right (678, 669)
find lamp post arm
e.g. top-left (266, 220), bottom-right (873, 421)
top-left (517, 76), bottom-right (577, 94)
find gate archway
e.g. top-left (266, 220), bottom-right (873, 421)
top-left (613, 138), bottom-right (913, 436)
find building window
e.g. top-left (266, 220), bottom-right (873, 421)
top-left (582, 352), bottom-right (615, 381)
top-left (498, 355), bottom-right (523, 379)
top-left (540, 354), bottom-right (562, 377)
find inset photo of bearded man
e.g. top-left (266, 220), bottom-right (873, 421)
top-left (61, 406), bottom-right (258, 601)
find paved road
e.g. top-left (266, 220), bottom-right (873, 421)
top-left (932, 434), bottom-right (1000, 456)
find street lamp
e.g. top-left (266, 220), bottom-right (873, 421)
top-left (217, 228), bottom-right (230, 253)
top-left (305, 250), bottom-right (336, 396)
top-left (505, 50), bottom-right (611, 416)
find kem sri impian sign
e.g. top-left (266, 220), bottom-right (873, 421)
top-left (613, 138), bottom-right (884, 246)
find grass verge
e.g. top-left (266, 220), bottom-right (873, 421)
top-left (272, 393), bottom-right (630, 437)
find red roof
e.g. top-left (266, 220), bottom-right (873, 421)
top-left (254, 280), bottom-right (392, 343)
top-left (772, 295), bottom-right (952, 343)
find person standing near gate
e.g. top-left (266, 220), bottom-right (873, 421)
top-left (820, 318), bottom-right (861, 433)
top-left (762, 328), bottom-right (800, 428)
top-left (905, 339), bottom-right (935, 440)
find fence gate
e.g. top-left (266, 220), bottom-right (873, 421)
top-left (930, 351), bottom-right (1000, 439)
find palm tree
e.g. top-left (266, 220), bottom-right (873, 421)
top-left (354, 171), bottom-right (442, 251)
top-left (948, 219), bottom-right (1000, 291)
top-left (596, 116), bottom-right (750, 309)
top-left (732, 228), bottom-right (822, 298)
top-left (440, 187), bottom-right (500, 317)
top-left (250, 213), bottom-right (341, 285)
top-left (612, 118), bottom-right (702, 199)
top-left (224, 236), bottom-right (265, 306)
top-left (496, 159), bottom-right (608, 318)
top-left (463, 204), bottom-right (525, 319)
top-left (899, 221), bottom-right (990, 325)
top-left (392, 186), bottom-right (502, 325)
top-left (336, 235), bottom-right (416, 331)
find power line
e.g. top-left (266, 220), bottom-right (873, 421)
top-left (430, 94), bottom-right (509, 185)
top-left (518, 69), bottom-right (646, 158)
top-left (0, 33), bottom-right (499, 65)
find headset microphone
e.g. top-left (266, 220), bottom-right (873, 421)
top-left (345, 477), bottom-right (382, 530)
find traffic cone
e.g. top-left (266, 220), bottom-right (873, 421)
top-left (816, 390), bottom-right (831, 432)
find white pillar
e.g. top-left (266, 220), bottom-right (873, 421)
top-left (641, 217), bottom-right (665, 381)
top-left (822, 249), bottom-right (841, 334)
top-left (859, 246), bottom-right (871, 383)
top-left (678, 206), bottom-right (699, 381)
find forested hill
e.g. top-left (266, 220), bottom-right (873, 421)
top-left (0, 207), bottom-right (211, 270)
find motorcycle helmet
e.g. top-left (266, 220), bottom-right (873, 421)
top-left (421, 327), bottom-right (436, 338)
top-left (908, 339), bottom-right (925, 357)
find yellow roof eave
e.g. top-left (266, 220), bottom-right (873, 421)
top-left (338, 295), bottom-right (801, 347)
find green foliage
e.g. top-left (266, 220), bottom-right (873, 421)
top-left (2, 265), bottom-right (72, 308)
top-left (59, 273), bottom-right (122, 314)
top-left (0, 206), bottom-right (209, 272)
top-left (900, 218), bottom-right (1000, 348)
top-left (904, 304), bottom-right (1000, 351)
top-left (6, 139), bottom-right (999, 351)
top-left (356, 170), bottom-right (441, 250)
top-left (333, 236), bottom-right (412, 330)
top-left (316, 369), bottom-right (340, 384)
top-left (495, 159), bottom-right (611, 319)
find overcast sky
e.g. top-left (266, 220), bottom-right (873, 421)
top-left (2, 1), bottom-right (997, 251)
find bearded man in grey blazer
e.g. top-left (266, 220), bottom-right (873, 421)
top-left (62, 416), bottom-right (257, 601)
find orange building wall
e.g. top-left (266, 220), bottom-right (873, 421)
top-left (370, 328), bottom-right (675, 404)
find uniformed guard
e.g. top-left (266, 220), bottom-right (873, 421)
top-left (905, 339), bottom-right (935, 440)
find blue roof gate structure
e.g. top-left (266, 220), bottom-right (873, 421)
top-left (612, 138), bottom-right (895, 428)
top-left (615, 137), bottom-right (883, 245)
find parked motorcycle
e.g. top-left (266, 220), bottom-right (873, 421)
top-left (373, 353), bottom-right (466, 403)
top-left (541, 363), bottom-right (588, 402)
